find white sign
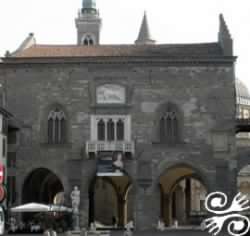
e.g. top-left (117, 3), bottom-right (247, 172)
top-left (96, 84), bottom-right (125, 104)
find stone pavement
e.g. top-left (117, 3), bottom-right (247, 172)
top-left (6, 230), bottom-right (234, 236)
top-left (110, 230), bottom-right (217, 236)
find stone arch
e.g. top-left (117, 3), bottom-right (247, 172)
top-left (154, 102), bottom-right (184, 144)
top-left (157, 162), bottom-right (209, 226)
top-left (155, 161), bottom-right (211, 192)
top-left (40, 103), bottom-right (70, 144)
top-left (22, 167), bottom-right (64, 204)
top-left (88, 173), bottom-right (134, 228)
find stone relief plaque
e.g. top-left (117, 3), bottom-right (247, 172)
top-left (96, 84), bottom-right (125, 104)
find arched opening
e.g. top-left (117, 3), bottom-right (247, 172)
top-left (21, 168), bottom-right (64, 222)
top-left (94, 178), bottom-right (118, 226)
top-left (238, 165), bottom-right (250, 197)
top-left (22, 168), bottom-right (64, 204)
top-left (82, 35), bottom-right (95, 46)
top-left (159, 165), bottom-right (207, 227)
top-left (89, 175), bottom-right (133, 229)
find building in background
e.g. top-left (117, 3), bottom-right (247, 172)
top-left (0, 0), bottom-right (246, 231)
top-left (235, 79), bottom-right (250, 198)
top-left (0, 85), bottom-right (19, 213)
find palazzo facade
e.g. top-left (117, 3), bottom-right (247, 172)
top-left (0, 0), bottom-right (242, 230)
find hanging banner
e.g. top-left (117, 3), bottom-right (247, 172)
top-left (96, 153), bottom-right (124, 177)
top-left (0, 165), bottom-right (4, 184)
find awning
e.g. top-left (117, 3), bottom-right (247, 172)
top-left (10, 203), bottom-right (72, 213)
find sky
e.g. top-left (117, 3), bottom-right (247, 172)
top-left (0, 0), bottom-right (250, 88)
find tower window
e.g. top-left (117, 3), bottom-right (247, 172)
top-left (48, 109), bottom-right (66, 144)
top-left (82, 35), bottom-right (95, 46)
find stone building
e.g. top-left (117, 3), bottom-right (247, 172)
top-left (0, 0), bottom-right (240, 230)
top-left (0, 85), bottom-right (20, 211)
top-left (235, 79), bottom-right (250, 198)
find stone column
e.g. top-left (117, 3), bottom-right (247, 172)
top-left (79, 192), bottom-right (89, 228)
top-left (175, 185), bottom-right (185, 224)
top-left (135, 182), bottom-right (160, 230)
top-left (88, 189), bottom-right (95, 226)
top-left (185, 178), bottom-right (191, 223)
top-left (117, 194), bottom-right (125, 227)
top-left (215, 160), bottom-right (230, 194)
top-left (162, 193), bottom-right (171, 226)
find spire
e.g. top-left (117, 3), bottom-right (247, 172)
top-left (218, 14), bottom-right (233, 56)
top-left (10, 33), bottom-right (36, 57)
top-left (82, 0), bottom-right (97, 14)
top-left (135, 12), bottom-right (155, 45)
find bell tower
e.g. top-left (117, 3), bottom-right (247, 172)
top-left (75, 0), bottom-right (102, 45)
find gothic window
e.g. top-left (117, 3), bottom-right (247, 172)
top-left (48, 109), bottom-right (66, 144)
top-left (107, 119), bottom-right (115, 141)
top-left (159, 105), bottom-right (180, 144)
top-left (95, 117), bottom-right (127, 141)
top-left (97, 119), bottom-right (105, 141)
top-left (117, 119), bottom-right (124, 141)
top-left (83, 35), bottom-right (95, 46)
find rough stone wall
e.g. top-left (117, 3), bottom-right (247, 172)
top-left (0, 62), bottom-right (236, 228)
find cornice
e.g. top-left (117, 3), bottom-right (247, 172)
top-left (0, 56), bottom-right (237, 67)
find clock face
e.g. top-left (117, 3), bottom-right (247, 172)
top-left (96, 84), bottom-right (125, 104)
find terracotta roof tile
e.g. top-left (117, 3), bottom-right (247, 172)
top-left (11, 43), bottom-right (223, 58)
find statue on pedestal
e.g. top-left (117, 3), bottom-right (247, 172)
top-left (71, 186), bottom-right (80, 213)
top-left (70, 186), bottom-right (80, 231)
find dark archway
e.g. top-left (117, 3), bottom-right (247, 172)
top-left (22, 168), bottom-right (64, 204)
top-left (159, 165), bottom-right (208, 227)
top-left (89, 175), bottom-right (133, 228)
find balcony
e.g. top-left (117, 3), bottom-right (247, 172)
top-left (86, 141), bottom-right (135, 157)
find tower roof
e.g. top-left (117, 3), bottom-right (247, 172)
top-left (82, 0), bottom-right (96, 10)
top-left (135, 12), bottom-right (155, 45)
top-left (218, 14), bottom-right (233, 56)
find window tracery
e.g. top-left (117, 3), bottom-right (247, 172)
top-left (48, 109), bottom-right (66, 144)
top-left (159, 104), bottom-right (180, 144)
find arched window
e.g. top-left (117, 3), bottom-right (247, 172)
top-left (117, 119), bottom-right (124, 141)
top-left (159, 104), bottom-right (180, 144)
top-left (97, 119), bottom-right (105, 141)
top-left (107, 119), bottom-right (115, 141)
top-left (48, 109), bottom-right (66, 144)
top-left (82, 35), bottom-right (95, 46)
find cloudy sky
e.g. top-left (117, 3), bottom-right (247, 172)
top-left (0, 0), bottom-right (249, 87)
